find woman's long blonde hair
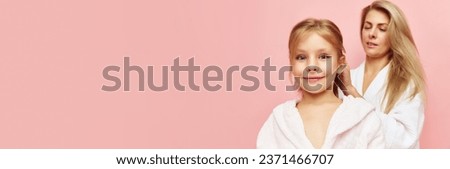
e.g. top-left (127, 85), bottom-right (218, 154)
top-left (361, 0), bottom-right (426, 113)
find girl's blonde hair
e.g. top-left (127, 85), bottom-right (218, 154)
top-left (361, 0), bottom-right (426, 113)
top-left (288, 18), bottom-right (345, 96)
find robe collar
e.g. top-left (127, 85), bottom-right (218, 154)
top-left (354, 60), bottom-right (391, 100)
top-left (272, 96), bottom-right (375, 148)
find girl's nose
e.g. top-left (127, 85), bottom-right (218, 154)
top-left (307, 65), bottom-right (318, 72)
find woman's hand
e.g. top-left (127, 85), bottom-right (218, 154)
top-left (337, 64), bottom-right (362, 98)
top-left (338, 64), bottom-right (352, 90)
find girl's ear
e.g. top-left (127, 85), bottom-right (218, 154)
top-left (339, 55), bottom-right (346, 64)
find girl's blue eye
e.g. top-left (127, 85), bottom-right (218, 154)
top-left (319, 54), bottom-right (331, 59)
top-left (295, 55), bottom-right (306, 60)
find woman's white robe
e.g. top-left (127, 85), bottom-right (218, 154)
top-left (350, 62), bottom-right (425, 148)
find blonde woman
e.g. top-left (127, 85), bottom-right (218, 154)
top-left (257, 18), bottom-right (384, 149)
top-left (340, 0), bottom-right (426, 148)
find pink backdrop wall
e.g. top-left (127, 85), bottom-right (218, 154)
top-left (0, 0), bottom-right (449, 148)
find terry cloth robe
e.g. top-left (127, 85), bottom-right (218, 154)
top-left (351, 61), bottom-right (425, 148)
top-left (257, 96), bottom-right (385, 149)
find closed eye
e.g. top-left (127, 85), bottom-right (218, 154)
top-left (363, 23), bottom-right (372, 30)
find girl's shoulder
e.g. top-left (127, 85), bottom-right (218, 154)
top-left (271, 99), bottom-right (298, 115)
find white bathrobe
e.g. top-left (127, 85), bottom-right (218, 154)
top-left (350, 62), bottom-right (425, 148)
top-left (257, 96), bottom-right (385, 149)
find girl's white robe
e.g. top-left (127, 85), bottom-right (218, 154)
top-left (257, 96), bottom-right (385, 149)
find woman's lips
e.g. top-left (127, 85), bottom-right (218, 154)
top-left (367, 42), bottom-right (378, 48)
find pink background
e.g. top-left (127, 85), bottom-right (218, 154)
top-left (1, 0), bottom-right (449, 148)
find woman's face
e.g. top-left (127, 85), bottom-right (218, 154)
top-left (291, 33), bottom-right (341, 94)
top-left (362, 9), bottom-right (391, 58)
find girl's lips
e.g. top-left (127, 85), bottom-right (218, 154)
top-left (303, 76), bottom-right (325, 83)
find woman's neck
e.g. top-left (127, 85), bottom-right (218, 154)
top-left (365, 54), bottom-right (390, 75)
top-left (300, 90), bottom-right (340, 105)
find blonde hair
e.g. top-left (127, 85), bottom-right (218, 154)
top-left (288, 18), bottom-right (345, 96)
top-left (361, 0), bottom-right (426, 113)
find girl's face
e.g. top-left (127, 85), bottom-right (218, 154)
top-left (362, 10), bottom-right (391, 58)
top-left (292, 33), bottom-right (341, 94)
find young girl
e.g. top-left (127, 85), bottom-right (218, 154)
top-left (257, 18), bottom-right (385, 148)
